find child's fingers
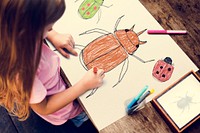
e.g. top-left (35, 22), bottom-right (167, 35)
top-left (65, 44), bottom-right (78, 56)
top-left (60, 48), bottom-right (70, 58)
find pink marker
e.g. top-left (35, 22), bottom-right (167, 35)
top-left (147, 30), bottom-right (187, 34)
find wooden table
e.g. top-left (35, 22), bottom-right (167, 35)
top-left (100, 0), bottom-right (200, 133)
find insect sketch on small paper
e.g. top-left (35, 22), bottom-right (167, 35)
top-left (173, 91), bottom-right (199, 114)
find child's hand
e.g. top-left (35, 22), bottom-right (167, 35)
top-left (48, 30), bottom-right (78, 58)
top-left (53, 33), bottom-right (78, 58)
top-left (79, 67), bottom-right (105, 91)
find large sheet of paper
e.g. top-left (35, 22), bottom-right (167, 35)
top-left (51, 0), bottom-right (198, 131)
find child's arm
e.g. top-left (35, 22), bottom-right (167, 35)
top-left (30, 67), bottom-right (105, 115)
top-left (47, 30), bottom-right (78, 58)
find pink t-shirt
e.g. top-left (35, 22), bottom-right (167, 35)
top-left (30, 44), bottom-right (83, 125)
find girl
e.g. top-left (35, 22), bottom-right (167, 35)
top-left (0, 0), bottom-right (104, 130)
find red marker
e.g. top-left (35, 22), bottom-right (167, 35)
top-left (93, 67), bottom-right (98, 73)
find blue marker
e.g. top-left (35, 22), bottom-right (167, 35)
top-left (127, 85), bottom-right (148, 109)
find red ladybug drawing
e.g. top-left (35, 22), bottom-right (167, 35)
top-left (152, 57), bottom-right (174, 82)
top-left (79, 15), bottom-right (154, 87)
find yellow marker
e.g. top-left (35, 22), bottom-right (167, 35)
top-left (137, 89), bottom-right (155, 104)
top-left (150, 89), bottom-right (155, 94)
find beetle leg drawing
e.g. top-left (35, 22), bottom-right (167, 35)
top-left (101, 3), bottom-right (113, 8)
top-left (86, 87), bottom-right (98, 98)
top-left (96, 2), bottom-right (113, 24)
top-left (97, 8), bottom-right (101, 24)
top-left (74, 44), bottom-right (85, 50)
top-left (113, 58), bottom-right (129, 88)
top-left (79, 28), bottom-right (111, 35)
top-left (79, 50), bottom-right (88, 71)
top-left (132, 54), bottom-right (155, 63)
top-left (114, 15), bottom-right (125, 31)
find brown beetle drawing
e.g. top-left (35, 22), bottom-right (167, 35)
top-left (79, 15), bottom-right (154, 97)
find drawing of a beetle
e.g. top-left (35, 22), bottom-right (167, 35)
top-left (76, 0), bottom-right (112, 23)
top-left (79, 15), bottom-right (154, 87)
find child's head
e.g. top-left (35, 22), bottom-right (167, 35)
top-left (0, 0), bottom-right (65, 120)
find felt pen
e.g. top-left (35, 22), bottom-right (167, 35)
top-left (137, 89), bottom-right (155, 104)
top-left (147, 30), bottom-right (187, 34)
top-left (93, 67), bottom-right (98, 73)
top-left (63, 48), bottom-right (70, 54)
top-left (127, 85), bottom-right (148, 109)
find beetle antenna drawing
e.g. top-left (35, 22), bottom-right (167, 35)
top-left (130, 24), bottom-right (135, 31)
top-left (137, 29), bottom-right (147, 36)
top-left (130, 25), bottom-right (147, 45)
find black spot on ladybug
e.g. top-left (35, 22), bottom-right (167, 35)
top-left (168, 68), bottom-right (171, 71)
top-left (160, 66), bottom-right (163, 69)
top-left (125, 29), bottom-right (130, 32)
top-left (156, 71), bottom-right (159, 74)
top-left (162, 74), bottom-right (165, 77)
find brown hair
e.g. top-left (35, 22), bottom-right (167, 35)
top-left (0, 0), bottom-right (65, 120)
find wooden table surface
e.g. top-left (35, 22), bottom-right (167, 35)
top-left (100, 0), bottom-right (200, 133)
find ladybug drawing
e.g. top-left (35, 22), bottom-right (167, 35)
top-left (152, 57), bottom-right (174, 82)
top-left (76, 0), bottom-right (112, 23)
top-left (79, 15), bottom-right (154, 87)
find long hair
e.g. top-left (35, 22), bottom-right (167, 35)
top-left (0, 0), bottom-right (65, 120)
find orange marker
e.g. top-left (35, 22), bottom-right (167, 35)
top-left (93, 67), bottom-right (98, 73)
